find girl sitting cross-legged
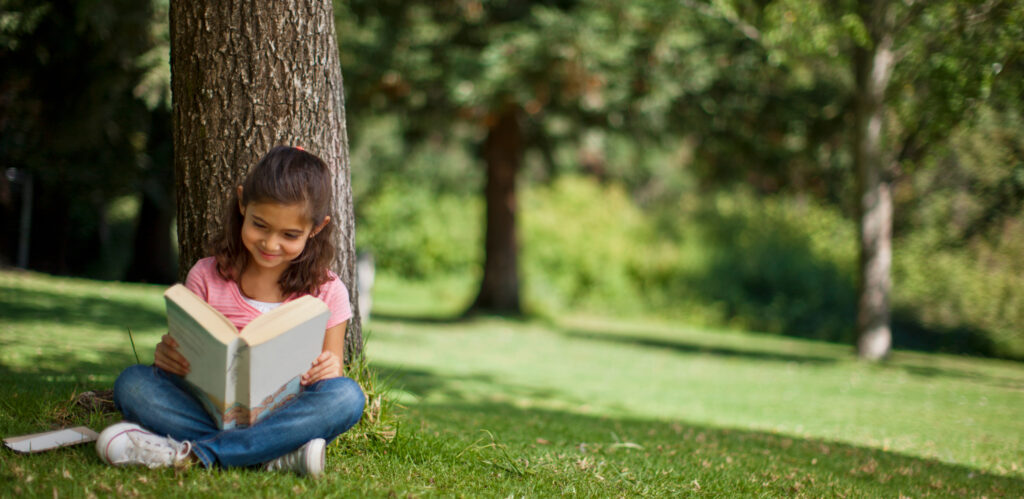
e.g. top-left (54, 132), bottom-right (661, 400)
top-left (96, 146), bottom-right (364, 477)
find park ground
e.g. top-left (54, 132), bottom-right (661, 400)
top-left (1, 269), bottom-right (1022, 497)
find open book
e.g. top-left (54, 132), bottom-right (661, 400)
top-left (164, 284), bottom-right (328, 430)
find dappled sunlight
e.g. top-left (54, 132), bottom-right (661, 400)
top-left (382, 402), bottom-right (1024, 496)
top-left (367, 312), bottom-right (1024, 477)
top-left (2, 269), bottom-right (1022, 496)
top-left (557, 327), bottom-right (838, 365)
top-left (0, 273), bottom-right (163, 376)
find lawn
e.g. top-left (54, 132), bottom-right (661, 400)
top-left (1, 269), bottom-right (1022, 497)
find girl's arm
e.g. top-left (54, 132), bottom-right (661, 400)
top-left (300, 321), bottom-right (347, 386)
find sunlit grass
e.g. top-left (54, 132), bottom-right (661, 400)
top-left (368, 272), bottom-right (1024, 477)
top-left (1, 269), bottom-right (1022, 496)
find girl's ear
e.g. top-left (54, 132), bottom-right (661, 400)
top-left (237, 186), bottom-right (245, 215)
top-left (310, 216), bottom-right (331, 238)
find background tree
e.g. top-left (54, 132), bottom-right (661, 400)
top-left (335, 0), bottom-right (745, 315)
top-left (851, 0), bottom-right (898, 360)
top-left (336, 1), bottom-right (559, 315)
top-left (0, 0), bottom-right (155, 276)
top-left (170, 0), bottom-right (363, 360)
top-left (744, 0), bottom-right (1024, 359)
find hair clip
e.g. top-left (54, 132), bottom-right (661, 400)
top-left (294, 146), bottom-right (304, 151)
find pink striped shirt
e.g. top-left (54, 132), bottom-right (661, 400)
top-left (185, 257), bottom-right (352, 331)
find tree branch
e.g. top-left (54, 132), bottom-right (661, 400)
top-left (678, 0), bottom-right (762, 45)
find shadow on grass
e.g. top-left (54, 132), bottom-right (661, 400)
top-left (558, 322), bottom-right (1024, 390)
top-left (0, 286), bottom-right (165, 331)
top-left (0, 342), bottom-right (138, 378)
top-left (373, 364), bottom-right (603, 413)
top-left (365, 362), bottom-right (1023, 494)
top-left (888, 362), bottom-right (1024, 392)
top-left (390, 401), bottom-right (1024, 496)
top-left (0, 349), bottom-right (1019, 496)
top-left (372, 309), bottom-right (535, 325)
top-left (557, 327), bottom-right (839, 365)
top-left (371, 311), bottom-right (469, 325)
top-left (891, 311), bottom-right (1013, 361)
top-left (372, 313), bottom-right (1024, 391)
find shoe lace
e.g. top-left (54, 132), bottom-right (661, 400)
top-left (265, 448), bottom-right (301, 471)
top-left (125, 432), bottom-right (189, 468)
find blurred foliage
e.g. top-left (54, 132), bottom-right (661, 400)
top-left (891, 106), bottom-right (1024, 359)
top-left (521, 176), bottom-right (649, 315)
top-left (357, 180), bottom-right (481, 279)
top-left (899, 107), bottom-right (1024, 245)
top-left (349, 115), bottom-right (483, 206)
top-left (894, 225), bottom-right (1024, 359)
top-left (0, 0), bottom-right (166, 277)
top-left (637, 189), bottom-right (859, 342)
top-left (519, 180), bottom-right (861, 341)
top-left (358, 173), bottom-right (1024, 358)
top-left (1, 0), bottom-right (1022, 357)
top-left (339, 0), bottom-right (1024, 358)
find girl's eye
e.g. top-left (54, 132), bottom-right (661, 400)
top-left (284, 233), bottom-right (300, 240)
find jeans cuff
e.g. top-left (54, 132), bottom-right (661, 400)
top-left (189, 443), bottom-right (215, 468)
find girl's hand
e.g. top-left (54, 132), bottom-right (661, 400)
top-left (301, 350), bottom-right (342, 386)
top-left (154, 334), bottom-right (190, 376)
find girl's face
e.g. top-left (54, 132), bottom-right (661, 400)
top-left (239, 200), bottom-right (318, 272)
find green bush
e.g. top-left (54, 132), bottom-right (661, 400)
top-left (633, 191), bottom-right (859, 341)
top-left (356, 181), bottom-right (481, 279)
top-left (519, 179), bottom-right (861, 340)
top-left (894, 225), bottom-right (1024, 359)
top-left (520, 176), bottom-right (649, 316)
top-left (356, 173), bottom-right (1024, 358)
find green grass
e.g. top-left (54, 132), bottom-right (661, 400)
top-left (1, 269), bottom-right (1023, 497)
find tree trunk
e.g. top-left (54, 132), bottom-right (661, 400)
top-left (170, 0), bottom-right (362, 361)
top-left (853, 0), bottom-right (896, 361)
top-left (469, 105), bottom-right (524, 315)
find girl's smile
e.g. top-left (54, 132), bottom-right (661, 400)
top-left (239, 201), bottom-right (315, 271)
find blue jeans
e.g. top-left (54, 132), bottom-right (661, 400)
top-left (112, 364), bottom-right (365, 468)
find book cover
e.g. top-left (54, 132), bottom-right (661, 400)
top-left (164, 284), bottom-right (329, 429)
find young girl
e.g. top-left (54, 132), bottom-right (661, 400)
top-left (96, 146), bottom-right (364, 477)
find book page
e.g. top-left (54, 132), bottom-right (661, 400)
top-left (4, 427), bottom-right (98, 454)
top-left (239, 295), bottom-right (329, 346)
top-left (165, 286), bottom-right (237, 412)
top-left (243, 304), bottom-right (329, 409)
top-left (164, 284), bottom-right (237, 344)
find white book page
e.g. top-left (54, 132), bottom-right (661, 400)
top-left (167, 300), bottom-right (232, 410)
top-left (244, 309), bottom-right (328, 406)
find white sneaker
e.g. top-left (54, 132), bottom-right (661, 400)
top-left (96, 422), bottom-right (192, 469)
top-left (264, 438), bottom-right (326, 477)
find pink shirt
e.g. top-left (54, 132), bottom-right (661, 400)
top-left (185, 257), bottom-right (352, 331)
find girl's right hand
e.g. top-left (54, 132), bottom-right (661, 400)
top-left (154, 334), bottom-right (190, 376)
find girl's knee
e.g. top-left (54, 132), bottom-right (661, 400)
top-left (319, 377), bottom-right (365, 428)
top-left (113, 364), bottom-right (158, 409)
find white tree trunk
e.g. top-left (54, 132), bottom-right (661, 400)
top-left (853, 0), bottom-right (896, 361)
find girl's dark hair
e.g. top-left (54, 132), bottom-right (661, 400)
top-left (209, 145), bottom-right (336, 297)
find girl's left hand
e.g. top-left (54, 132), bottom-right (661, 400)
top-left (301, 350), bottom-right (342, 386)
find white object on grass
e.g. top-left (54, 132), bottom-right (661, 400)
top-left (4, 426), bottom-right (99, 453)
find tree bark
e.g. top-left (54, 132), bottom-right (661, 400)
top-left (170, 0), bottom-right (362, 360)
top-left (853, 0), bottom-right (896, 361)
top-left (469, 105), bottom-right (524, 315)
